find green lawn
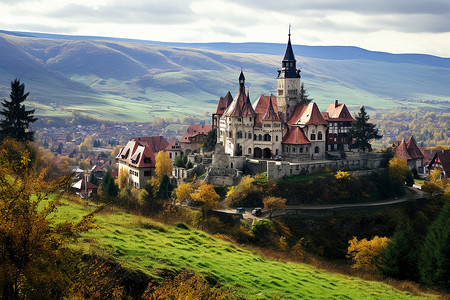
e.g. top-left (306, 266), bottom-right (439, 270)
top-left (54, 199), bottom-right (434, 299)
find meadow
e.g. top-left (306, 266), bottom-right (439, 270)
top-left (54, 198), bottom-right (435, 299)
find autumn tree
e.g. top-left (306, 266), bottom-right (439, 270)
top-left (0, 138), bottom-right (96, 298)
top-left (347, 236), bottom-right (390, 272)
top-left (263, 196), bottom-right (287, 218)
top-left (349, 106), bottom-right (382, 152)
top-left (173, 182), bottom-right (194, 204)
top-left (421, 181), bottom-right (442, 197)
top-left (388, 157), bottom-right (408, 194)
top-left (0, 79), bottom-right (37, 142)
top-left (155, 151), bottom-right (173, 178)
top-left (191, 183), bottom-right (220, 218)
top-left (118, 167), bottom-right (130, 190)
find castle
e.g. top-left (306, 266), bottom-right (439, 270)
top-left (213, 32), bottom-right (355, 162)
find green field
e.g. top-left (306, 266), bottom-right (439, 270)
top-left (54, 199), bottom-right (434, 299)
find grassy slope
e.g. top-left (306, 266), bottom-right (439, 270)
top-left (54, 199), bottom-right (433, 299)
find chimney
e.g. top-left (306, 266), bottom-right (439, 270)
top-left (335, 100), bottom-right (339, 107)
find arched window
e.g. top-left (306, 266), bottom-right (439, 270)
top-left (318, 131), bottom-right (323, 140)
top-left (276, 135), bottom-right (278, 142)
top-left (310, 134), bottom-right (316, 140)
top-left (248, 148), bottom-right (252, 154)
top-left (248, 132), bottom-right (252, 139)
top-left (237, 131), bottom-right (242, 138)
top-left (258, 134), bottom-right (262, 141)
top-left (264, 134), bottom-right (271, 141)
top-left (315, 146), bottom-right (320, 153)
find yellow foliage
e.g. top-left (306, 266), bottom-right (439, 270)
top-left (388, 156), bottom-right (408, 186)
top-left (335, 170), bottom-right (350, 180)
top-left (278, 236), bottom-right (288, 252)
top-left (191, 183), bottom-right (219, 218)
top-left (118, 167), bottom-right (130, 190)
top-left (173, 182), bottom-right (193, 204)
top-left (263, 196), bottom-right (286, 218)
top-left (155, 151), bottom-right (173, 178)
top-left (291, 238), bottom-right (305, 260)
top-left (347, 236), bottom-right (390, 272)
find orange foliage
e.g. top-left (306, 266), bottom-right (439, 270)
top-left (347, 236), bottom-right (390, 272)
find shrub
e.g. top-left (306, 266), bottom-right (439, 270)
top-left (347, 236), bottom-right (390, 273)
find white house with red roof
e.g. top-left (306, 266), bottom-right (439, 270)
top-left (165, 138), bottom-right (183, 161)
top-left (116, 139), bottom-right (157, 189)
top-left (392, 136), bottom-right (425, 170)
top-left (322, 100), bottom-right (355, 151)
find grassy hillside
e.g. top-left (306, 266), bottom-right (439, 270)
top-left (1, 30), bottom-right (449, 122)
top-left (54, 199), bottom-right (434, 299)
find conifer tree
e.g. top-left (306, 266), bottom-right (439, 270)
top-left (349, 106), bottom-right (382, 152)
top-left (101, 169), bottom-right (118, 197)
top-left (418, 202), bottom-right (450, 286)
top-left (299, 82), bottom-right (313, 105)
top-left (0, 79), bottom-right (37, 142)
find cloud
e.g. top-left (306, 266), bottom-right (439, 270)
top-left (45, 0), bottom-right (195, 25)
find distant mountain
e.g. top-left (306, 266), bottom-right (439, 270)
top-left (0, 30), bottom-right (449, 122)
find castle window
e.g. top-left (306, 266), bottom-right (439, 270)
top-left (276, 149), bottom-right (279, 155)
top-left (318, 131), bottom-right (323, 140)
top-left (276, 135), bottom-right (278, 142)
top-left (300, 147), bottom-right (303, 153)
top-left (278, 90), bottom-right (283, 96)
top-left (254, 134), bottom-right (256, 140)
top-left (229, 131), bottom-right (232, 138)
top-left (258, 134), bottom-right (262, 141)
top-left (248, 148), bottom-right (252, 154)
top-left (237, 131), bottom-right (243, 138)
top-left (264, 134), bottom-right (271, 141)
top-left (310, 134), bottom-right (316, 140)
top-left (144, 171), bottom-right (151, 177)
top-left (293, 147), bottom-right (296, 153)
top-left (248, 132), bottom-right (252, 139)
top-left (315, 146), bottom-right (320, 154)
top-left (250, 118), bottom-right (252, 122)
top-left (237, 118), bottom-right (241, 122)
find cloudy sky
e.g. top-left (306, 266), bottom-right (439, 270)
top-left (1, 0), bottom-right (450, 57)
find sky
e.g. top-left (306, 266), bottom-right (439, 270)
top-left (1, 0), bottom-right (450, 57)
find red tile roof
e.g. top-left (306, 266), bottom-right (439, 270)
top-left (282, 126), bottom-right (311, 145)
top-left (241, 94), bottom-right (257, 118)
top-left (223, 86), bottom-right (246, 117)
top-left (394, 139), bottom-right (412, 160)
top-left (262, 98), bottom-right (280, 122)
top-left (406, 136), bottom-right (424, 159)
top-left (288, 103), bottom-right (328, 126)
top-left (166, 138), bottom-right (182, 151)
top-left (116, 140), bottom-right (156, 168)
top-left (214, 91), bottom-right (233, 115)
top-left (180, 124), bottom-right (212, 143)
top-left (253, 94), bottom-right (280, 126)
top-left (323, 100), bottom-right (355, 122)
top-left (429, 150), bottom-right (450, 174)
top-left (130, 136), bottom-right (168, 153)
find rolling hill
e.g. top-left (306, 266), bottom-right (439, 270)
top-left (0, 30), bottom-right (449, 122)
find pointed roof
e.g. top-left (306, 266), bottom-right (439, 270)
top-left (253, 94), bottom-right (279, 126)
top-left (180, 124), bottom-right (212, 143)
top-left (72, 179), bottom-right (98, 190)
top-left (223, 73), bottom-right (248, 117)
top-left (323, 100), bottom-right (355, 122)
top-left (283, 31), bottom-right (296, 62)
top-left (429, 150), bottom-right (450, 174)
top-left (288, 103), bottom-right (328, 126)
top-left (130, 136), bottom-right (168, 153)
top-left (282, 126), bottom-right (311, 145)
top-left (213, 91), bottom-right (234, 115)
top-left (262, 98), bottom-right (280, 122)
top-left (406, 136), bottom-right (424, 159)
top-left (116, 140), bottom-right (156, 168)
top-left (241, 93), bottom-right (256, 118)
top-left (239, 70), bottom-right (245, 86)
top-left (395, 139), bottom-right (412, 160)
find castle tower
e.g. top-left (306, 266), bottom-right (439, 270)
top-left (276, 27), bottom-right (301, 124)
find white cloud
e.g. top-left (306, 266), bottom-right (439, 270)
top-left (0, 0), bottom-right (449, 57)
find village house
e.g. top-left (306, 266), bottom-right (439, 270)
top-left (392, 136), bottom-right (424, 171)
top-left (180, 124), bottom-right (212, 154)
top-left (166, 138), bottom-right (183, 161)
top-left (427, 150), bottom-right (450, 178)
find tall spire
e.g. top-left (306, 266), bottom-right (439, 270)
top-left (239, 69), bottom-right (245, 87)
top-left (279, 25), bottom-right (299, 78)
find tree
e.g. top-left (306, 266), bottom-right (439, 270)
top-left (0, 138), bottom-right (96, 298)
top-left (203, 129), bottom-right (217, 152)
top-left (347, 236), bottom-right (390, 272)
top-left (263, 196), bottom-right (286, 218)
top-left (388, 157), bottom-right (408, 194)
top-left (348, 106), bottom-right (382, 152)
top-left (89, 171), bottom-right (98, 186)
top-left (155, 151), bottom-right (173, 178)
top-left (0, 79), bottom-right (37, 142)
top-left (101, 169), bottom-right (118, 197)
top-left (377, 224), bottom-right (418, 280)
top-left (191, 183), bottom-right (220, 219)
top-left (173, 182), bottom-right (193, 204)
top-left (299, 82), bottom-right (313, 105)
top-left (117, 167), bottom-right (130, 190)
top-left (421, 181), bottom-right (442, 197)
top-left (418, 202), bottom-right (450, 286)
top-left (157, 174), bottom-right (172, 199)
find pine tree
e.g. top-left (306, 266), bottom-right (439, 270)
top-left (0, 79), bottom-right (37, 141)
top-left (299, 82), bottom-right (313, 105)
top-left (348, 106), bottom-right (382, 152)
top-left (101, 169), bottom-right (118, 197)
top-left (418, 202), bottom-right (450, 286)
top-left (377, 224), bottom-right (418, 280)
